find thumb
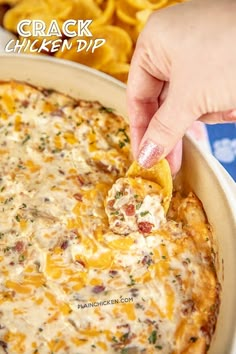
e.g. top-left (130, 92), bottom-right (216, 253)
top-left (137, 94), bottom-right (195, 168)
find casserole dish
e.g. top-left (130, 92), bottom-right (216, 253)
top-left (0, 54), bottom-right (235, 354)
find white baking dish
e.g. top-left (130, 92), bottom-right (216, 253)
top-left (0, 54), bottom-right (235, 354)
top-left (0, 26), bottom-right (16, 52)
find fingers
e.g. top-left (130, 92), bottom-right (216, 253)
top-left (187, 121), bottom-right (209, 141)
top-left (136, 104), bottom-right (236, 170)
top-left (199, 109), bottom-right (236, 123)
top-left (137, 91), bottom-right (195, 168)
top-left (159, 81), bottom-right (169, 106)
top-left (127, 45), bottom-right (165, 159)
top-left (166, 140), bottom-right (183, 177)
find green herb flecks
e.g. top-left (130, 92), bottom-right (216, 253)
top-left (136, 202), bottom-right (143, 210)
top-left (148, 330), bottom-right (157, 344)
top-left (19, 254), bottom-right (25, 262)
top-left (117, 128), bottom-right (130, 148)
top-left (120, 349), bottom-right (129, 354)
top-left (120, 332), bottom-right (129, 342)
top-left (140, 211), bottom-right (150, 217)
top-left (99, 106), bottom-right (115, 113)
top-left (22, 134), bottom-right (31, 145)
top-left (115, 191), bottom-right (123, 199)
top-left (15, 214), bottom-right (21, 222)
top-left (155, 345), bottom-right (163, 350)
top-left (111, 211), bottom-right (119, 216)
top-left (128, 275), bottom-right (135, 287)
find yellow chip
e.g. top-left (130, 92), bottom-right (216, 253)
top-left (3, 0), bottom-right (48, 32)
top-left (67, 0), bottom-right (102, 21)
top-left (58, 25), bottom-right (132, 66)
top-left (56, 39), bottom-right (114, 70)
top-left (114, 18), bottom-right (139, 43)
top-left (94, 0), bottom-right (104, 4)
top-left (0, 0), bottom-right (19, 4)
top-left (91, 0), bottom-right (115, 27)
top-left (90, 25), bottom-right (132, 62)
top-left (126, 159), bottom-right (173, 212)
top-left (167, 0), bottom-right (186, 4)
top-left (101, 61), bottom-right (130, 83)
top-left (126, 0), bottom-right (169, 10)
top-left (46, 0), bottom-right (76, 21)
top-left (136, 8), bottom-right (153, 27)
top-left (115, 1), bottom-right (153, 41)
top-left (3, 0), bottom-right (101, 34)
top-left (116, 0), bottom-right (138, 26)
top-left (58, 25), bottom-right (132, 65)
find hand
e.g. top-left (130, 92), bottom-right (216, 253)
top-left (127, 0), bottom-right (236, 174)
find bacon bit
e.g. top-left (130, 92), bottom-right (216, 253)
top-left (51, 109), bottom-right (64, 117)
top-left (141, 255), bottom-right (153, 266)
top-left (9, 261), bottom-right (15, 266)
top-left (76, 175), bottom-right (84, 186)
top-left (144, 319), bottom-right (156, 326)
top-left (109, 270), bottom-right (118, 277)
top-left (111, 331), bottom-right (136, 351)
top-left (0, 340), bottom-right (8, 354)
top-left (110, 166), bottom-right (120, 175)
top-left (94, 161), bottom-right (110, 173)
top-left (14, 241), bottom-right (24, 253)
top-left (21, 100), bottom-right (29, 108)
top-left (92, 285), bottom-right (105, 294)
top-left (200, 324), bottom-right (212, 345)
top-left (138, 222), bottom-right (153, 234)
top-left (201, 289), bottom-right (221, 344)
top-left (70, 229), bottom-right (79, 239)
top-left (73, 193), bottom-right (83, 202)
top-left (107, 199), bottom-right (115, 208)
top-left (75, 260), bottom-right (85, 267)
top-left (181, 299), bottom-right (196, 316)
top-left (117, 323), bottom-right (131, 331)
top-left (87, 159), bottom-right (119, 175)
top-left (61, 240), bottom-right (69, 250)
top-left (96, 161), bottom-right (119, 175)
top-left (124, 204), bottom-right (135, 216)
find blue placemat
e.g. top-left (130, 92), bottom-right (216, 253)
top-left (206, 123), bottom-right (236, 181)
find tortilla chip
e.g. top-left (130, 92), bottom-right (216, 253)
top-left (126, 159), bottom-right (173, 212)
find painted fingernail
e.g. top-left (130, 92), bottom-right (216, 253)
top-left (138, 139), bottom-right (164, 168)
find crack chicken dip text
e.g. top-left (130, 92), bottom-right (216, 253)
top-left (0, 81), bottom-right (220, 354)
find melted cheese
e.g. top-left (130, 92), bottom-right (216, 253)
top-left (105, 177), bottom-right (165, 235)
top-left (0, 81), bottom-right (220, 354)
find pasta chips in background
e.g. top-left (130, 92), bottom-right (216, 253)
top-left (0, 0), bottom-right (185, 82)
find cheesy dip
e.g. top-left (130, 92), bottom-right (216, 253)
top-left (105, 177), bottom-right (166, 235)
top-left (0, 81), bottom-right (220, 354)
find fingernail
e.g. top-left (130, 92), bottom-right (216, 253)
top-left (227, 110), bottom-right (236, 121)
top-left (138, 139), bottom-right (164, 168)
